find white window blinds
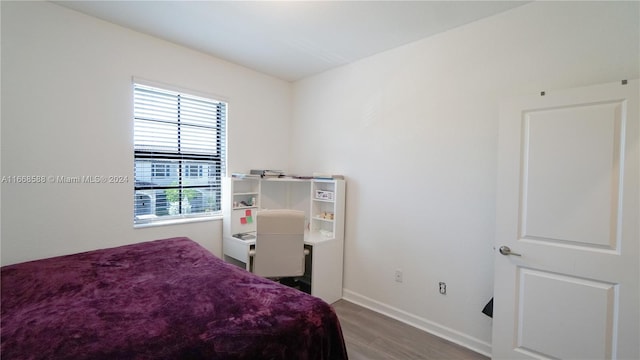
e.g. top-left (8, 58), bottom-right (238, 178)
top-left (133, 83), bottom-right (226, 224)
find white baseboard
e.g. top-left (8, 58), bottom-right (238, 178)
top-left (341, 289), bottom-right (492, 357)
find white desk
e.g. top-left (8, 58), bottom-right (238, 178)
top-left (222, 177), bottom-right (345, 304)
top-left (223, 231), bottom-right (343, 304)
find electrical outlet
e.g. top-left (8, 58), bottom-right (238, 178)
top-left (439, 282), bottom-right (447, 295)
top-left (395, 269), bottom-right (403, 283)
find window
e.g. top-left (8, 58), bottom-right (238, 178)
top-left (133, 82), bottom-right (226, 225)
top-left (185, 164), bottom-right (203, 178)
top-left (151, 163), bottom-right (173, 178)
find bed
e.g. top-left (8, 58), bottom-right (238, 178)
top-left (1, 237), bottom-right (348, 360)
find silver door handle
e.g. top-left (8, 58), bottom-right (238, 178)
top-left (499, 246), bottom-right (522, 256)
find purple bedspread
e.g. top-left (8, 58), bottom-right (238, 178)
top-left (1, 237), bottom-right (348, 360)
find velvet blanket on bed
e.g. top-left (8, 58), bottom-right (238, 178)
top-left (1, 237), bottom-right (348, 360)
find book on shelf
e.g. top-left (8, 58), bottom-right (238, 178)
top-left (231, 173), bottom-right (260, 179)
top-left (250, 169), bottom-right (285, 178)
top-left (313, 172), bottom-right (344, 180)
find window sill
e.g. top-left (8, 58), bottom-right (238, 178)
top-left (134, 214), bottom-right (222, 229)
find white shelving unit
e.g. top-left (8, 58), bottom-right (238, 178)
top-left (222, 177), bottom-right (260, 236)
top-left (222, 176), bottom-right (345, 303)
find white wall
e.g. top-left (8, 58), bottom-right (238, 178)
top-left (291, 1), bottom-right (639, 355)
top-left (1, 1), bottom-right (292, 265)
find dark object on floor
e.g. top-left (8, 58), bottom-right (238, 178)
top-left (482, 298), bottom-right (494, 318)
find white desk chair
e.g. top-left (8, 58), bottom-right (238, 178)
top-left (250, 209), bottom-right (307, 278)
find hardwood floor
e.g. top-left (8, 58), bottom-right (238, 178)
top-left (332, 300), bottom-right (489, 360)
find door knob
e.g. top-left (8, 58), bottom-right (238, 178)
top-left (499, 246), bottom-right (522, 256)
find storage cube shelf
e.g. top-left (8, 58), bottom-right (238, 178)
top-left (224, 177), bottom-right (344, 241)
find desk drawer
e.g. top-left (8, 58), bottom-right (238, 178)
top-left (223, 236), bottom-right (251, 263)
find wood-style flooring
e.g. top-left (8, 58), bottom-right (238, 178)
top-left (332, 300), bottom-right (489, 360)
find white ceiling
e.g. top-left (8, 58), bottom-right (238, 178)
top-left (54, 1), bottom-right (528, 82)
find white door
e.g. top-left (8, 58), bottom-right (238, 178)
top-left (492, 80), bottom-right (639, 359)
